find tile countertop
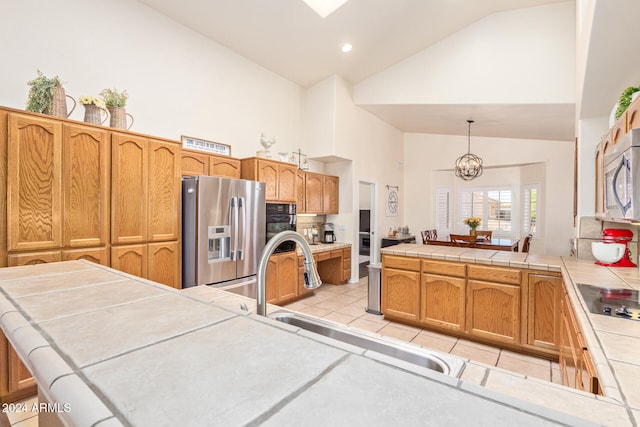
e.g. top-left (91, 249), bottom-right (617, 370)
top-left (0, 260), bottom-right (595, 426)
top-left (382, 243), bottom-right (640, 426)
top-left (296, 241), bottom-right (350, 254)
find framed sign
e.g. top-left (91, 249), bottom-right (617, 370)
top-left (181, 135), bottom-right (231, 156)
top-left (386, 185), bottom-right (399, 217)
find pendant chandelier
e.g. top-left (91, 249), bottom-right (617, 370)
top-left (454, 120), bottom-right (483, 181)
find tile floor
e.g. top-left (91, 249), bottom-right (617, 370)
top-left (282, 270), bottom-right (563, 385)
top-left (1, 395), bottom-right (37, 427)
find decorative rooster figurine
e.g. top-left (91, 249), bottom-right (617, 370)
top-left (260, 133), bottom-right (276, 159)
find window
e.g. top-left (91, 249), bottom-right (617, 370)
top-left (435, 188), bottom-right (452, 235)
top-left (459, 187), bottom-right (514, 236)
top-left (523, 183), bottom-right (539, 237)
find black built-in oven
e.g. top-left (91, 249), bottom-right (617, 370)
top-left (266, 203), bottom-right (296, 253)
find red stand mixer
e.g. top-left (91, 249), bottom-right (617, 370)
top-left (595, 229), bottom-right (637, 267)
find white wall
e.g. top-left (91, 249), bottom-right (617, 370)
top-left (404, 133), bottom-right (574, 256)
top-left (0, 0), bottom-right (303, 158)
top-left (353, 2), bottom-right (575, 105)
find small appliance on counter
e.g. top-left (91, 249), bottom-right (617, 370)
top-left (320, 223), bottom-right (336, 243)
top-left (592, 228), bottom-right (637, 267)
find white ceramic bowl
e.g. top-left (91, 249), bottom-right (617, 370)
top-left (591, 241), bottom-right (625, 264)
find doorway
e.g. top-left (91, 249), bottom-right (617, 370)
top-left (358, 180), bottom-right (377, 278)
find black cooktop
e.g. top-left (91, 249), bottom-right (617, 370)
top-left (577, 283), bottom-right (640, 321)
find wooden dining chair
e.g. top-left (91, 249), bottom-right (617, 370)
top-left (421, 229), bottom-right (438, 244)
top-left (449, 234), bottom-right (477, 247)
top-left (476, 230), bottom-right (492, 241)
top-left (521, 234), bottom-right (533, 253)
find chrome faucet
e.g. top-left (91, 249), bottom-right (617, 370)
top-left (257, 230), bottom-right (322, 316)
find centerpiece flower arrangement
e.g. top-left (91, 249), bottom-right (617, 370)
top-left (100, 88), bottom-right (133, 129)
top-left (463, 216), bottom-right (481, 236)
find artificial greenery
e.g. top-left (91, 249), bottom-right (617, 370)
top-left (615, 86), bottom-right (640, 119)
top-left (100, 88), bottom-right (128, 107)
top-left (26, 70), bottom-right (62, 113)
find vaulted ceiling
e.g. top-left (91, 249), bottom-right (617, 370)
top-left (138, 0), bottom-right (575, 140)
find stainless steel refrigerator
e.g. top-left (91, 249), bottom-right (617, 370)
top-left (182, 176), bottom-right (266, 288)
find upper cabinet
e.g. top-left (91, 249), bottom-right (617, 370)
top-left (180, 148), bottom-right (241, 178)
top-left (241, 158), bottom-right (297, 203)
top-left (296, 170), bottom-right (340, 214)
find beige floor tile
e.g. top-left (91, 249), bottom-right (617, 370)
top-left (312, 299), bottom-right (350, 311)
top-left (4, 395), bottom-right (38, 424)
top-left (414, 328), bottom-right (459, 343)
top-left (551, 362), bottom-right (562, 385)
top-left (322, 311), bottom-right (358, 325)
top-left (450, 341), bottom-right (500, 366)
top-left (348, 317), bottom-right (385, 333)
top-left (496, 353), bottom-right (550, 381)
top-left (336, 304), bottom-right (368, 317)
top-left (296, 305), bottom-right (332, 318)
top-left (499, 349), bottom-right (552, 367)
top-left (410, 332), bottom-right (457, 353)
top-left (459, 362), bottom-right (490, 385)
top-left (377, 324), bottom-right (420, 342)
top-left (456, 338), bottom-right (502, 353)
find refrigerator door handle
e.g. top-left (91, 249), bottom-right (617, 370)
top-left (230, 197), bottom-right (237, 261)
top-left (238, 197), bottom-right (245, 260)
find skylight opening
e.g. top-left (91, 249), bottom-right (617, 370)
top-left (302, 0), bottom-right (349, 18)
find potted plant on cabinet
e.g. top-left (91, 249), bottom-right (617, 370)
top-left (100, 87), bottom-right (133, 130)
top-left (26, 70), bottom-right (75, 118)
top-left (615, 86), bottom-right (640, 120)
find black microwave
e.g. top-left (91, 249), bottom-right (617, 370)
top-left (266, 203), bottom-right (296, 253)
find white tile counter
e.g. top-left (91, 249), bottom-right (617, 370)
top-left (0, 260), bottom-right (595, 426)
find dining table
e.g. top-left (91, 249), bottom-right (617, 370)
top-left (426, 236), bottom-right (520, 252)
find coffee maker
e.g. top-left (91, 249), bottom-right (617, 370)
top-left (321, 223), bottom-right (336, 243)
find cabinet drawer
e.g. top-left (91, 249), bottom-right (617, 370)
top-left (422, 259), bottom-right (465, 278)
top-left (383, 255), bottom-right (420, 271)
top-left (467, 264), bottom-right (521, 285)
top-left (342, 248), bottom-right (351, 261)
top-left (316, 251), bottom-right (331, 262)
top-left (330, 249), bottom-right (343, 259)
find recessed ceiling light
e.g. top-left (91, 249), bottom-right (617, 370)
top-left (341, 43), bottom-right (353, 53)
top-left (302, 0), bottom-right (349, 18)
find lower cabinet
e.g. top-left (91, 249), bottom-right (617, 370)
top-left (381, 255), bottom-right (421, 323)
top-left (527, 273), bottom-right (563, 351)
top-left (267, 252), bottom-right (298, 305)
top-left (1, 332), bottom-right (36, 403)
top-left (560, 292), bottom-right (600, 394)
top-left (111, 242), bottom-right (180, 289)
top-left (466, 280), bottom-right (520, 345)
top-left (421, 273), bottom-right (465, 332)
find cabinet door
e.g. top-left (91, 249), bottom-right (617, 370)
top-left (527, 274), bottom-right (562, 350)
top-left (258, 160), bottom-right (279, 201)
top-left (111, 134), bottom-right (148, 244)
top-left (382, 267), bottom-right (420, 322)
top-left (7, 113), bottom-right (63, 251)
top-left (421, 273), bottom-right (465, 332)
top-left (111, 244), bottom-right (147, 279)
top-left (266, 255), bottom-right (278, 303)
top-left (63, 124), bottom-right (110, 248)
top-left (210, 156), bottom-right (241, 178)
top-left (148, 140), bottom-right (181, 242)
top-left (148, 241), bottom-right (180, 288)
top-left (305, 173), bottom-right (323, 213)
top-left (0, 110), bottom-right (6, 267)
top-left (342, 247), bottom-right (351, 282)
top-left (278, 164), bottom-right (297, 202)
top-left (8, 344), bottom-right (35, 394)
top-left (62, 247), bottom-right (110, 266)
top-left (7, 250), bottom-right (61, 266)
top-left (466, 280), bottom-right (520, 345)
top-left (628, 97), bottom-right (640, 131)
top-left (277, 252), bottom-right (298, 301)
top-left (296, 171), bottom-right (306, 213)
top-left (323, 175), bottom-right (339, 214)
top-left (181, 151), bottom-right (209, 176)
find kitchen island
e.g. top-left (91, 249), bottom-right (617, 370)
top-left (380, 243), bottom-right (640, 426)
top-left (0, 261), bottom-right (594, 426)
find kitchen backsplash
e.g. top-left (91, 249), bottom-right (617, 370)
top-left (297, 215), bottom-right (326, 243)
top-left (575, 216), bottom-right (639, 263)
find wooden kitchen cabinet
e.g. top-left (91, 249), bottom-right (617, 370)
top-left (148, 140), bottom-right (181, 242)
top-left (296, 171), bottom-right (306, 212)
top-left (7, 113), bottom-right (63, 252)
top-left (627, 95), bottom-right (640, 131)
top-left (421, 260), bottom-right (466, 332)
top-left (526, 273), bottom-right (562, 352)
top-left (210, 155), bottom-right (241, 178)
top-left (181, 149), bottom-right (209, 176)
top-left (241, 158), bottom-right (296, 202)
top-left (266, 252), bottom-right (298, 304)
top-left (323, 175), bottom-right (339, 214)
top-left (111, 133), bottom-right (148, 245)
top-left (7, 250), bottom-right (62, 266)
top-left (381, 255), bottom-right (421, 322)
top-left (342, 247), bottom-right (351, 282)
top-left (62, 247), bottom-right (110, 266)
top-left (63, 123), bottom-right (110, 248)
top-left (466, 280), bottom-right (520, 346)
top-left (111, 244), bottom-right (148, 279)
top-left (1, 332), bottom-right (36, 403)
top-left (147, 241), bottom-right (181, 289)
top-left (305, 172), bottom-right (324, 213)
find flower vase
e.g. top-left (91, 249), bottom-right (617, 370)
top-left (46, 86), bottom-right (76, 118)
top-left (107, 106), bottom-right (134, 130)
top-left (469, 228), bottom-right (477, 237)
top-left (83, 104), bottom-right (108, 125)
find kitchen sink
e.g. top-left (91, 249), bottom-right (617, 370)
top-left (269, 310), bottom-right (465, 377)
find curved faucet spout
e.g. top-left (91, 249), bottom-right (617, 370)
top-left (257, 231), bottom-right (322, 316)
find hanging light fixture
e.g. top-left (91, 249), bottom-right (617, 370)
top-left (454, 120), bottom-right (483, 181)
